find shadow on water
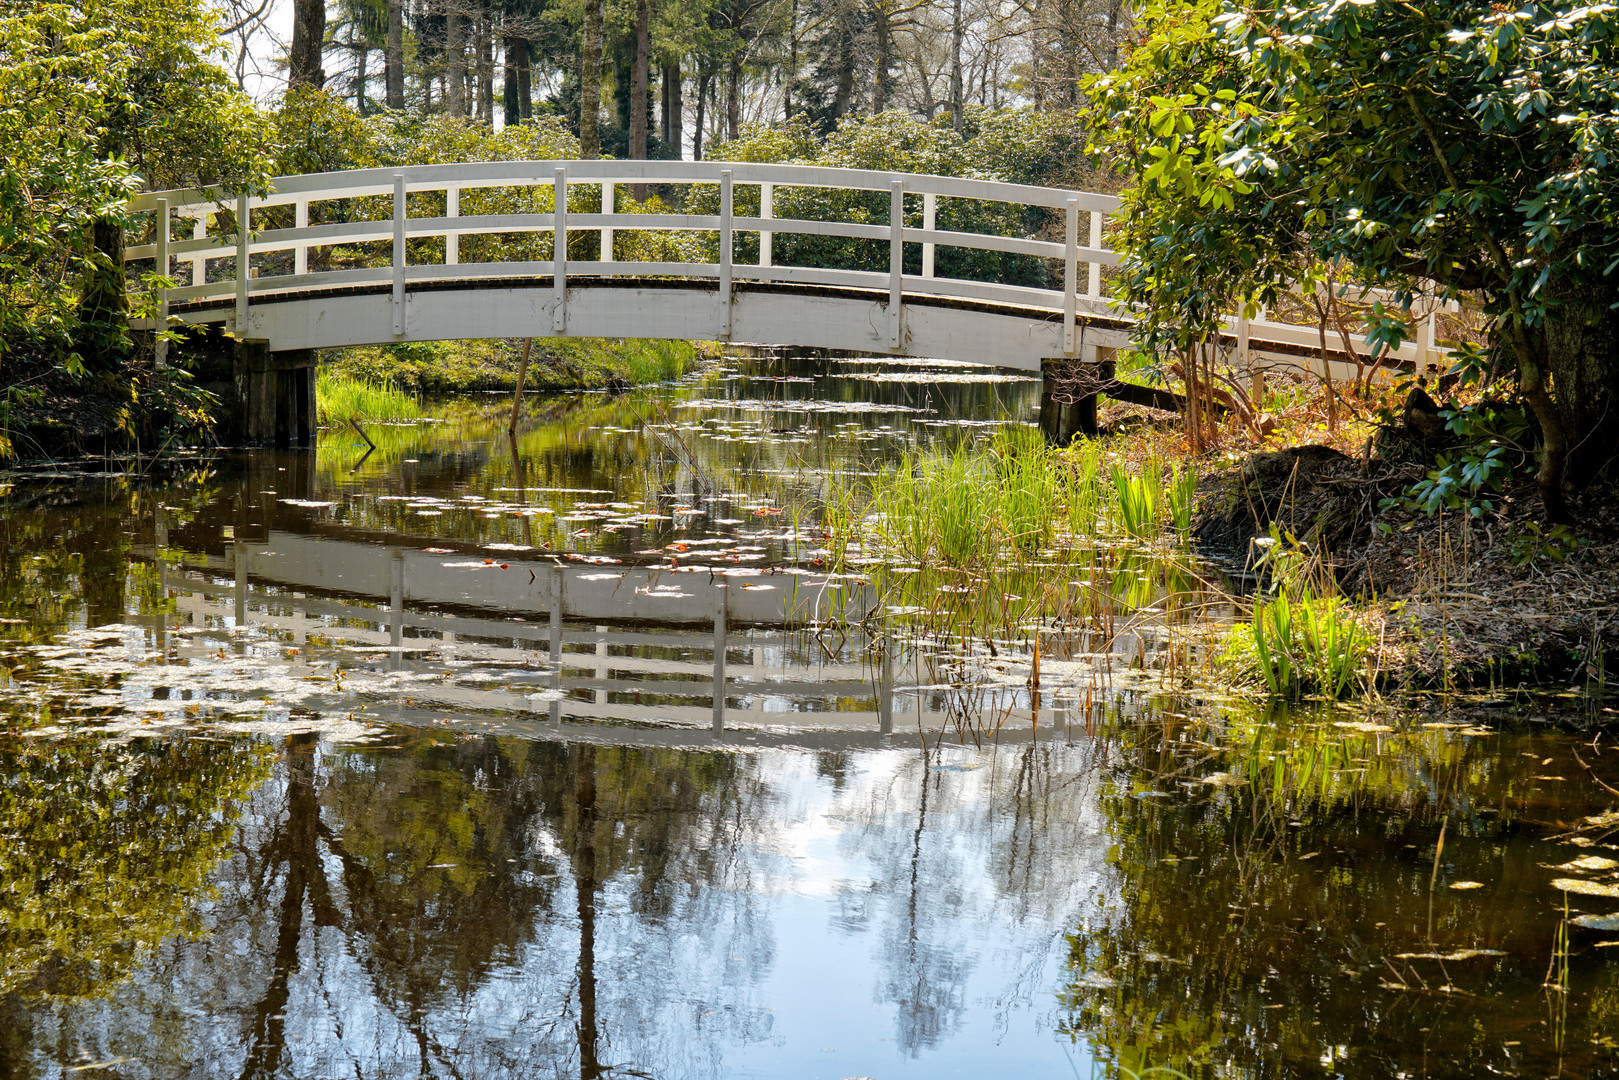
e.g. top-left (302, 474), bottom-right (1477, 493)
top-left (0, 352), bottom-right (1616, 1077)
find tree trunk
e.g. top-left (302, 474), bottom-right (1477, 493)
top-left (630, 0), bottom-right (650, 161)
top-left (386, 0), bottom-right (405, 108)
top-left (725, 52), bottom-right (740, 141)
top-left (786, 0), bottom-right (797, 120)
top-left (949, 0), bottom-right (964, 129)
top-left (1544, 279), bottom-right (1619, 491)
top-left (571, 745), bottom-right (602, 1079)
top-left (478, 1), bottom-right (495, 122)
top-left (693, 68), bottom-right (710, 159)
top-left (579, 0), bottom-right (604, 157)
top-left (870, 0), bottom-right (892, 113)
top-left (1029, 0), bottom-right (1044, 110)
top-left (661, 61), bottom-right (682, 156)
top-left (354, 38), bottom-right (369, 114)
top-left (504, 35), bottom-right (520, 126)
top-left (290, 0), bottom-right (326, 89)
top-left (1107, 0), bottom-right (1122, 69)
top-left (78, 218), bottom-right (128, 372)
top-left (447, 12), bottom-right (467, 115)
top-left (830, 37), bottom-right (854, 122)
top-left (518, 37), bottom-right (532, 119)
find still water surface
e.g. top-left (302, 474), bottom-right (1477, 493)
top-left (1, 352), bottom-right (1617, 1079)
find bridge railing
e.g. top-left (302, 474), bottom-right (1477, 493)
top-left (125, 159), bottom-right (1120, 357)
top-left (124, 159), bottom-right (1460, 377)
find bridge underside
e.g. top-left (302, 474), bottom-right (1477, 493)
top-left (171, 277), bottom-right (1135, 373)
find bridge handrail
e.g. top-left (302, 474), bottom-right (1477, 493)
top-left (123, 158), bottom-right (1459, 378)
top-left (126, 159), bottom-right (1123, 215)
top-left (125, 158), bottom-right (1122, 359)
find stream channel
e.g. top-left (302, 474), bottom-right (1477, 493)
top-left (2, 351), bottom-right (1618, 1079)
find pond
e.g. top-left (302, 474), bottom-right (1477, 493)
top-left (1, 351), bottom-right (1617, 1079)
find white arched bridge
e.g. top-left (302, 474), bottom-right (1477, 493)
top-left (125, 159), bottom-right (1453, 441)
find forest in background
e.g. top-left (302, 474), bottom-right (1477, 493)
top-left (244, 0), bottom-right (1129, 157)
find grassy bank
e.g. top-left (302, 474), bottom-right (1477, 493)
top-left (321, 337), bottom-right (704, 394)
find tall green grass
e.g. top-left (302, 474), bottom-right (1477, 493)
top-left (817, 426), bottom-right (1223, 651)
top-left (859, 426), bottom-right (1060, 568)
top-left (316, 372), bottom-right (422, 425)
top-left (846, 431), bottom-right (1195, 572)
top-left (605, 339), bottom-right (696, 384)
top-left (1221, 531), bottom-right (1376, 699)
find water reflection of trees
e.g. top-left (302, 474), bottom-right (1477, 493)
top-left (823, 741), bottom-right (1108, 1057)
top-left (0, 736), bottom-right (274, 1075)
top-left (1062, 708), bottom-right (1619, 1079)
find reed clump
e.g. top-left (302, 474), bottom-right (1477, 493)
top-left (1220, 529), bottom-right (1377, 699)
top-left (816, 426), bottom-right (1218, 652)
top-left (316, 372), bottom-right (423, 425)
top-left (844, 427), bottom-right (1195, 573)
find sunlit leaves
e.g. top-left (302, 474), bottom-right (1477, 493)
top-left (1087, 0), bottom-right (1619, 372)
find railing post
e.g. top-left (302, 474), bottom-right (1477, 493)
top-left (1418, 306), bottom-right (1437, 383)
top-left (889, 180), bottom-right (904, 351)
top-left (922, 192), bottom-right (936, 279)
top-left (759, 181), bottom-right (773, 272)
top-left (234, 192), bottom-right (249, 337)
top-left (1063, 197), bottom-right (1078, 356)
top-left (553, 167), bottom-right (568, 333)
top-left (445, 185), bottom-right (460, 266)
top-left (1238, 304), bottom-right (1261, 402)
top-left (600, 180), bottom-right (614, 262)
top-left (1088, 209), bottom-right (1103, 299)
top-left (153, 198), bottom-right (169, 367)
top-left (293, 199), bottom-right (308, 276)
top-left (719, 169), bottom-right (733, 339)
top-left (392, 174), bottom-right (406, 337)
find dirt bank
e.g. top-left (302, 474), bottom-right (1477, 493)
top-left (1194, 443), bottom-right (1619, 690)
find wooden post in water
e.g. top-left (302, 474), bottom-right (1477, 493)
top-left (549, 565), bottom-right (564, 726)
top-left (1039, 351), bottom-right (1115, 445)
top-left (509, 338), bottom-right (533, 433)
top-left (711, 584), bottom-right (727, 735)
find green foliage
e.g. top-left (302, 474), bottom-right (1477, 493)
top-left (1221, 531), bottom-right (1375, 700)
top-left (1111, 461), bottom-right (1195, 539)
top-left (323, 337), bottom-right (699, 394)
top-left (259, 92), bottom-right (585, 271)
top-left (1378, 397), bottom-right (1536, 519)
top-left (272, 88), bottom-right (582, 178)
top-left (0, 737), bottom-right (273, 998)
top-left (1089, 0), bottom-right (1619, 494)
top-left (1, 0), bottom-right (270, 377)
top-left (1506, 521), bottom-right (1584, 567)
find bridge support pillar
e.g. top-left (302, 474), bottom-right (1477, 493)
top-left (1039, 350), bottom-right (1116, 445)
top-left (235, 343), bottom-right (317, 447)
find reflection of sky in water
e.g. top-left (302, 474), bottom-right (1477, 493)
top-left (22, 739), bottom-right (1107, 1079)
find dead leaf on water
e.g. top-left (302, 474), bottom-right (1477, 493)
top-left (1394, 949), bottom-right (1506, 961)
top-left (1551, 877), bottom-right (1619, 899)
top-left (1449, 881), bottom-right (1486, 890)
top-left (1548, 856), bottom-right (1619, 873)
top-left (1571, 913), bottom-right (1619, 932)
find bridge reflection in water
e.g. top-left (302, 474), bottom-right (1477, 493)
top-left (136, 512), bottom-right (1084, 748)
